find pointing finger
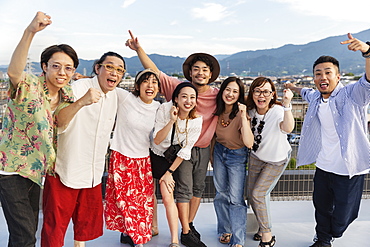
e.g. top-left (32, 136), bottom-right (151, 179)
top-left (128, 30), bottom-right (135, 40)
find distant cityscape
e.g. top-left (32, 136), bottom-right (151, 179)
top-left (1, 69), bottom-right (369, 141)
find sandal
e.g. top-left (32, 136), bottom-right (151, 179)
top-left (253, 232), bottom-right (262, 241)
top-left (219, 233), bottom-right (232, 244)
top-left (259, 236), bottom-right (276, 247)
top-left (152, 226), bottom-right (159, 236)
top-left (169, 243), bottom-right (181, 247)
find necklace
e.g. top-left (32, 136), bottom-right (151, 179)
top-left (175, 119), bottom-right (188, 148)
top-left (220, 112), bottom-right (231, 127)
top-left (251, 112), bottom-right (267, 152)
top-left (50, 92), bottom-right (62, 111)
top-left (220, 118), bottom-right (230, 127)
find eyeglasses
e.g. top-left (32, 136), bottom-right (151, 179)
top-left (253, 89), bottom-right (273, 97)
top-left (99, 64), bottom-right (126, 75)
top-left (48, 64), bottom-right (75, 74)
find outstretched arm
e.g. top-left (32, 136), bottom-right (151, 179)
top-left (284, 82), bottom-right (302, 95)
top-left (341, 33), bottom-right (370, 81)
top-left (7, 11), bottom-right (52, 87)
top-left (125, 30), bottom-right (159, 73)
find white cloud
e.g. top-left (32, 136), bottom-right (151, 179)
top-left (191, 3), bottom-right (232, 22)
top-left (274, 0), bottom-right (369, 22)
top-left (211, 37), bottom-right (265, 42)
top-left (122, 0), bottom-right (137, 8)
top-left (141, 34), bottom-right (193, 40)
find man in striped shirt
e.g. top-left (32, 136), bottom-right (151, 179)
top-left (286, 33), bottom-right (370, 247)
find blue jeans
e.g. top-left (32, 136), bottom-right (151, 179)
top-left (213, 142), bottom-right (248, 246)
top-left (0, 174), bottom-right (40, 247)
top-left (313, 168), bottom-right (364, 244)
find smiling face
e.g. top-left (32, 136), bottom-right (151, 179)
top-left (252, 82), bottom-right (275, 114)
top-left (222, 81), bottom-right (240, 107)
top-left (95, 56), bottom-right (124, 94)
top-left (138, 74), bottom-right (159, 104)
top-left (313, 62), bottom-right (340, 99)
top-left (175, 86), bottom-right (197, 116)
top-left (189, 61), bottom-right (212, 86)
top-left (42, 52), bottom-right (75, 92)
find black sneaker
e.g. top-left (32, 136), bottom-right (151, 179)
top-left (189, 222), bottom-right (201, 240)
top-left (120, 233), bottom-right (135, 247)
top-left (181, 230), bottom-right (207, 247)
top-left (309, 241), bottom-right (332, 247)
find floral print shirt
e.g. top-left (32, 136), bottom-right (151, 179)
top-left (0, 72), bottom-right (74, 186)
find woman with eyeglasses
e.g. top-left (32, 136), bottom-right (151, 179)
top-left (212, 77), bottom-right (254, 247)
top-left (245, 77), bottom-right (294, 247)
top-left (104, 69), bottom-right (161, 247)
top-left (0, 12), bottom-right (78, 247)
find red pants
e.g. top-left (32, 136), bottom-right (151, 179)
top-left (41, 174), bottom-right (103, 247)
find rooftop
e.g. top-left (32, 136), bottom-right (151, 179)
top-left (1, 200), bottom-right (369, 247)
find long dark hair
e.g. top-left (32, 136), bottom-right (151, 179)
top-left (214, 77), bottom-right (245, 119)
top-left (245, 77), bottom-right (281, 110)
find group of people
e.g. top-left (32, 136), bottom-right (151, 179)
top-left (0, 11), bottom-right (369, 247)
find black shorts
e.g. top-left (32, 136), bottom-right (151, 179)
top-left (150, 149), bottom-right (171, 180)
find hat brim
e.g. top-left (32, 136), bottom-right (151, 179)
top-left (182, 53), bottom-right (220, 83)
top-left (135, 68), bottom-right (160, 84)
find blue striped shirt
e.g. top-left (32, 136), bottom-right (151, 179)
top-left (297, 75), bottom-right (370, 177)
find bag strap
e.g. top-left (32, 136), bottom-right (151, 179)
top-left (170, 122), bottom-right (176, 145)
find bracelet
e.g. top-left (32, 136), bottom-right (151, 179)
top-left (283, 103), bottom-right (292, 111)
top-left (362, 41), bottom-right (370, 58)
top-left (167, 168), bottom-right (174, 174)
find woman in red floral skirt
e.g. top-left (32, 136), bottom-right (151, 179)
top-left (104, 69), bottom-right (160, 247)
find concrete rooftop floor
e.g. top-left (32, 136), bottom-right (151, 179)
top-left (1, 200), bottom-right (369, 247)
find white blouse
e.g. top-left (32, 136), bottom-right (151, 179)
top-left (110, 88), bottom-right (160, 158)
top-left (150, 101), bottom-right (203, 160)
top-left (248, 105), bottom-right (291, 164)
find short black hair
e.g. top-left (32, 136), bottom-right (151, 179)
top-left (189, 55), bottom-right (214, 72)
top-left (40, 44), bottom-right (79, 73)
top-left (313, 55), bottom-right (340, 74)
top-left (93, 51), bottom-right (126, 75)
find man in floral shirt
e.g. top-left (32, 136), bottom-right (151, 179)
top-left (0, 12), bottom-right (78, 247)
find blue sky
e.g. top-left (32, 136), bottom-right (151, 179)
top-left (0, 0), bottom-right (369, 65)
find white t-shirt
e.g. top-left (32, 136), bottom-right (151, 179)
top-left (316, 100), bottom-right (369, 176)
top-left (249, 105), bottom-right (291, 164)
top-left (110, 88), bottom-right (160, 158)
top-left (150, 101), bottom-right (203, 160)
top-left (56, 76), bottom-right (117, 189)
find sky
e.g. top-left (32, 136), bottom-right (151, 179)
top-left (0, 0), bottom-right (369, 65)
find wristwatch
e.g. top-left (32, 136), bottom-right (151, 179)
top-left (362, 41), bottom-right (370, 58)
top-left (167, 168), bottom-right (174, 174)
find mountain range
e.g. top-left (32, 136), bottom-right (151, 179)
top-left (2, 29), bottom-right (370, 77)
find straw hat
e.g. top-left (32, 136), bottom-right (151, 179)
top-left (182, 53), bottom-right (220, 83)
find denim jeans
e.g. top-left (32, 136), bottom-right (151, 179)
top-left (213, 142), bottom-right (248, 246)
top-left (0, 174), bottom-right (40, 247)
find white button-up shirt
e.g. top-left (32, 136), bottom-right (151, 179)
top-left (55, 76), bottom-right (117, 188)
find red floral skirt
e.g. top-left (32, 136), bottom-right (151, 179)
top-left (104, 150), bottom-right (154, 244)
